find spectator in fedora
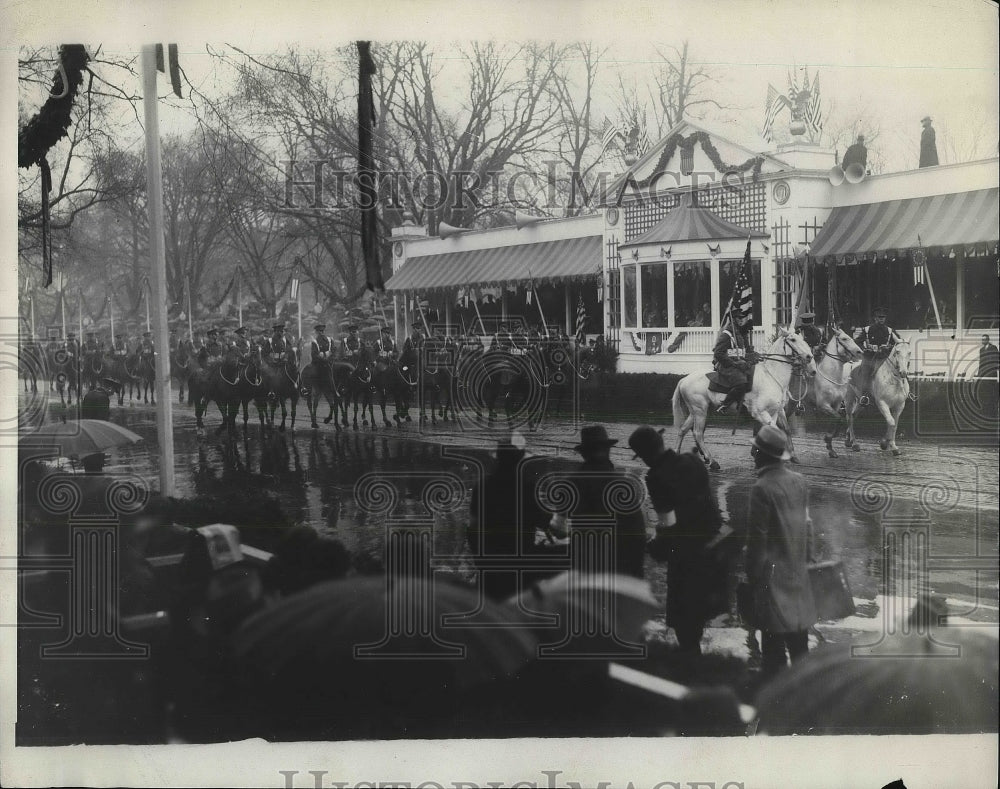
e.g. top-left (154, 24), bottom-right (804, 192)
top-left (468, 431), bottom-right (561, 600)
top-left (745, 424), bottom-right (817, 678)
top-left (629, 426), bottom-right (725, 655)
top-left (551, 425), bottom-right (646, 578)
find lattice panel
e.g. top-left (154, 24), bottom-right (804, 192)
top-left (623, 182), bottom-right (768, 241)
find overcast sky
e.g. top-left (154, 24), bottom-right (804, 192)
top-left (6, 0), bottom-right (999, 172)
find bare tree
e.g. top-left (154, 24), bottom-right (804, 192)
top-left (823, 99), bottom-right (889, 174)
top-left (649, 40), bottom-right (731, 136)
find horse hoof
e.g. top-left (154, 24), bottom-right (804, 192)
top-left (790, 455), bottom-right (800, 464)
top-left (851, 444), bottom-right (861, 452)
top-left (279, 425), bottom-right (286, 433)
top-left (892, 449), bottom-right (901, 456)
top-left (405, 416), bottom-right (412, 422)
top-left (878, 440), bottom-right (888, 451)
top-left (312, 422), bottom-right (318, 429)
top-left (324, 417), bottom-right (332, 424)
top-left (829, 450), bottom-right (839, 459)
top-left (709, 460), bottom-right (721, 471)
top-left (384, 421), bottom-right (392, 428)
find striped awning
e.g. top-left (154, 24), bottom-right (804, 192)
top-left (809, 188), bottom-right (999, 258)
top-left (385, 235), bottom-right (601, 293)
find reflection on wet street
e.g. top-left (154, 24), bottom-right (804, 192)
top-left (43, 395), bottom-right (998, 616)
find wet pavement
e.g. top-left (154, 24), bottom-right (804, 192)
top-left (22, 384), bottom-right (999, 628)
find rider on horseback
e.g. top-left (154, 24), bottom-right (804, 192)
top-left (266, 323), bottom-right (290, 363)
top-left (713, 315), bottom-right (756, 414)
top-left (83, 332), bottom-right (100, 356)
top-left (113, 333), bottom-right (129, 358)
top-left (199, 328), bottom-right (224, 366)
top-left (796, 313), bottom-right (826, 360)
top-left (852, 307), bottom-right (902, 401)
top-left (233, 326), bottom-right (252, 363)
top-left (139, 331), bottom-right (155, 360)
top-left (403, 322), bottom-right (425, 355)
top-left (311, 323), bottom-right (334, 363)
top-left (341, 323), bottom-right (363, 364)
top-left (375, 325), bottom-right (397, 362)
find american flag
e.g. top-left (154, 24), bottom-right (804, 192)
top-left (601, 118), bottom-right (623, 153)
top-left (762, 83), bottom-right (786, 143)
top-left (724, 239), bottom-right (755, 329)
top-left (807, 73), bottom-right (824, 136)
top-left (636, 115), bottom-right (650, 157)
top-left (575, 293), bottom-right (587, 344)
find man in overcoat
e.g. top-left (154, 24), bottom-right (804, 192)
top-left (745, 424), bottom-right (817, 678)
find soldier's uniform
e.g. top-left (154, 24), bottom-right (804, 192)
top-left (267, 324), bottom-right (290, 363)
top-left (113, 334), bottom-right (129, 357)
top-left (83, 333), bottom-right (100, 356)
top-left (168, 332), bottom-right (179, 353)
top-left (139, 332), bottom-right (155, 359)
top-left (64, 333), bottom-right (80, 359)
top-left (233, 327), bottom-right (252, 361)
top-left (375, 327), bottom-right (397, 361)
top-left (341, 324), bottom-right (363, 363)
top-left (853, 308), bottom-right (901, 397)
top-left (402, 323), bottom-right (425, 356)
top-left (310, 324), bottom-right (334, 364)
top-left (198, 330), bottom-right (224, 366)
top-left (796, 313), bottom-right (826, 362)
top-left (713, 321), bottom-right (755, 412)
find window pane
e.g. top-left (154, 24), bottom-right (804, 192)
top-left (718, 258), bottom-right (762, 325)
top-left (963, 256), bottom-right (999, 329)
top-left (623, 266), bottom-right (637, 327)
top-left (640, 264), bottom-right (669, 327)
top-left (607, 270), bottom-right (621, 329)
top-left (673, 261), bottom-right (711, 326)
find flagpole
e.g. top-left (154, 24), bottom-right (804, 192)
top-left (60, 286), bottom-right (66, 339)
top-left (237, 268), bottom-right (243, 329)
top-left (78, 292), bottom-right (83, 341)
top-left (109, 295), bottom-right (114, 341)
top-left (472, 298), bottom-right (487, 336)
top-left (296, 281), bottom-right (302, 342)
top-left (186, 275), bottom-right (193, 342)
top-left (29, 292), bottom-right (36, 340)
top-left (141, 43), bottom-right (175, 497)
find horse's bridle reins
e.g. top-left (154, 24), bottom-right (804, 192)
top-left (814, 333), bottom-right (862, 388)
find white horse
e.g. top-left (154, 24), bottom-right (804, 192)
top-left (672, 327), bottom-right (817, 470)
top-left (844, 340), bottom-right (912, 456)
top-left (789, 328), bottom-right (865, 458)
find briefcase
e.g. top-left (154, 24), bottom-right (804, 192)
top-left (808, 560), bottom-right (856, 621)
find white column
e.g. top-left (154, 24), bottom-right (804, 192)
top-left (141, 44), bottom-right (174, 496)
top-left (666, 260), bottom-right (676, 330)
top-left (710, 259), bottom-right (720, 329)
top-left (393, 295), bottom-right (400, 343)
top-left (501, 290), bottom-right (508, 322)
top-left (955, 252), bottom-right (965, 337)
top-left (564, 287), bottom-right (572, 335)
top-left (445, 298), bottom-right (452, 334)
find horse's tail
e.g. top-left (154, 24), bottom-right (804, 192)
top-left (672, 378), bottom-right (688, 432)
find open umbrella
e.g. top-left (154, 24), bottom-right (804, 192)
top-left (756, 627), bottom-right (999, 735)
top-left (228, 575), bottom-right (540, 739)
top-left (508, 572), bottom-right (661, 652)
top-left (24, 419), bottom-right (142, 458)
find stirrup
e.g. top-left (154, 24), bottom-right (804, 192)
top-left (859, 395), bottom-right (870, 407)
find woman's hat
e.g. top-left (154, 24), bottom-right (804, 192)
top-left (628, 425), bottom-right (665, 460)
top-left (574, 424), bottom-right (618, 453)
top-left (752, 424), bottom-right (791, 460)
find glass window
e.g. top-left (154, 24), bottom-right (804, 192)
top-left (640, 264), bottom-right (669, 328)
top-left (673, 260), bottom-right (711, 327)
top-left (718, 258), bottom-right (762, 326)
top-left (623, 266), bottom-right (637, 327)
top-left (963, 255), bottom-right (999, 329)
top-left (607, 270), bottom-right (621, 329)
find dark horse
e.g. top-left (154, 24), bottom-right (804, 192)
top-left (474, 345), bottom-right (546, 428)
top-left (372, 345), bottom-right (417, 428)
top-left (300, 352), bottom-right (345, 430)
top-left (537, 338), bottom-right (596, 420)
top-left (170, 341), bottom-right (195, 404)
top-left (339, 347), bottom-right (377, 430)
top-left (416, 337), bottom-right (455, 425)
top-left (258, 346), bottom-right (302, 432)
top-left (190, 351), bottom-right (244, 435)
top-left (53, 348), bottom-right (80, 407)
top-left (20, 339), bottom-right (44, 394)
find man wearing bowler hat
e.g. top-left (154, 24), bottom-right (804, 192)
top-left (629, 425), bottom-right (725, 654)
top-left (550, 425), bottom-right (646, 579)
top-left (745, 424), bottom-right (816, 678)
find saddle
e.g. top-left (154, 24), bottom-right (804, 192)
top-left (706, 365), bottom-right (756, 395)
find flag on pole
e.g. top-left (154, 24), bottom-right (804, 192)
top-left (601, 118), bottom-right (623, 153)
top-left (289, 277), bottom-right (300, 301)
top-left (357, 41), bottom-right (383, 293)
top-left (575, 293), bottom-right (587, 345)
top-left (723, 239), bottom-right (755, 332)
top-left (154, 44), bottom-right (183, 98)
top-left (807, 73), bottom-right (823, 136)
top-left (636, 114), bottom-right (650, 157)
top-left (762, 84), bottom-right (786, 143)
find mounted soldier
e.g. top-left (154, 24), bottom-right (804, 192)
top-left (112, 332), bottom-right (129, 358)
top-left (266, 323), bottom-right (290, 363)
top-left (198, 328), bottom-right (224, 366)
top-left (340, 323), bottom-right (363, 364)
top-left (375, 325), bottom-right (397, 362)
top-left (83, 331), bottom-right (100, 356)
top-left (852, 307), bottom-right (902, 400)
top-left (233, 326), bottom-right (252, 363)
top-left (310, 323), bottom-right (334, 364)
top-left (403, 321), bottom-right (425, 355)
top-left (168, 329), bottom-right (179, 353)
top-left (64, 331), bottom-right (80, 361)
top-left (713, 314), bottom-right (757, 414)
top-left (796, 313), bottom-right (825, 359)
top-left (139, 330), bottom-right (155, 360)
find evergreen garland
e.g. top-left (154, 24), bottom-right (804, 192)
top-left (17, 45), bottom-right (91, 169)
top-left (635, 131), bottom-right (764, 189)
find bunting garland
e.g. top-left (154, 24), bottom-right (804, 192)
top-left (635, 131), bottom-right (764, 189)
